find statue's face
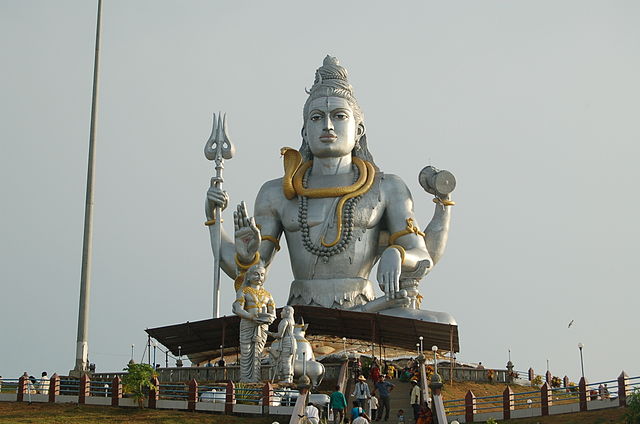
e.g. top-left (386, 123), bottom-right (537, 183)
top-left (247, 266), bottom-right (265, 285)
top-left (304, 96), bottom-right (361, 158)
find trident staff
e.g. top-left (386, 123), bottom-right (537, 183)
top-left (204, 112), bottom-right (235, 318)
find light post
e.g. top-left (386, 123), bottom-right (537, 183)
top-left (342, 337), bottom-right (347, 355)
top-left (416, 343), bottom-right (420, 355)
top-left (432, 345), bottom-right (438, 376)
top-left (419, 336), bottom-right (424, 354)
top-left (152, 341), bottom-right (157, 369)
top-left (176, 345), bottom-right (183, 367)
top-left (130, 344), bottom-right (134, 363)
top-left (578, 342), bottom-right (585, 380)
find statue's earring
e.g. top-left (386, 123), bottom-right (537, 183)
top-left (354, 140), bottom-right (361, 150)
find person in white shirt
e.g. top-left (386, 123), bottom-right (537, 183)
top-left (369, 394), bottom-right (379, 420)
top-left (305, 402), bottom-right (320, 424)
top-left (351, 375), bottom-right (371, 412)
top-left (38, 372), bottom-right (50, 395)
top-left (410, 378), bottom-right (421, 421)
top-left (352, 416), bottom-right (370, 424)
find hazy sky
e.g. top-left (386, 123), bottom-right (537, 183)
top-left (1, 0), bottom-right (639, 384)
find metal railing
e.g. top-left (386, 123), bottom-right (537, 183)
top-left (158, 383), bottom-right (189, 401)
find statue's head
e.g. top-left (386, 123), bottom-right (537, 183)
top-left (281, 305), bottom-right (294, 319)
top-left (245, 263), bottom-right (266, 286)
top-left (300, 56), bottom-right (376, 167)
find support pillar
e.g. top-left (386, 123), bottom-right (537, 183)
top-left (416, 353), bottom-right (430, 405)
top-left (187, 378), bottom-right (198, 411)
top-left (48, 374), bottom-right (60, 403)
top-left (502, 386), bottom-right (514, 420)
top-left (540, 382), bottom-right (552, 416)
top-left (579, 377), bottom-right (588, 412)
top-left (618, 371), bottom-right (629, 407)
top-left (262, 382), bottom-right (272, 414)
top-left (429, 373), bottom-right (447, 424)
top-left (464, 390), bottom-right (476, 423)
top-left (225, 380), bottom-right (235, 414)
top-left (17, 373), bottom-right (27, 402)
top-left (148, 376), bottom-right (159, 409)
top-left (111, 376), bottom-right (122, 407)
top-left (79, 374), bottom-right (90, 404)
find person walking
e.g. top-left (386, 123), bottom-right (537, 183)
top-left (370, 394), bottom-right (379, 420)
top-left (351, 375), bottom-right (371, 411)
top-left (330, 385), bottom-right (347, 424)
top-left (372, 374), bottom-right (394, 421)
top-left (410, 378), bottom-right (421, 422)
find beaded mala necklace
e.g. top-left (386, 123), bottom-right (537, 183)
top-left (298, 163), bottom-right (362, 262)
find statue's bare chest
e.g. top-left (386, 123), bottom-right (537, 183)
top-left (279, 174), bottom-right (385, 232)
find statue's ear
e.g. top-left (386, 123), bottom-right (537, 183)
top-left (356, 123), bottom-right (366, 140)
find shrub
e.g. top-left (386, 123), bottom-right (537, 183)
top-left (625, 389), bottom-right (640, 424)
top-left (122, 363), bottom-right (157, 408)
top-left (486, 418), bottom-right (498, 424)
top-left (551, 376), bottom-right (562, 388)
top-left (531, 375), bottom-right (543, 387)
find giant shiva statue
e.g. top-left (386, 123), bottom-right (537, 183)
top-left (207, 56), bottom-right (455, 320)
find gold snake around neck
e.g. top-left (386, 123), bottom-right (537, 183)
top-left (280, 147), bottom-right (376, 248)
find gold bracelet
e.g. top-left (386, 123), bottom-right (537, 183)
top-left (234, 252), bottom-right (261, 270)
top-left (261, 235), bottom-right (281, 251)
top-left (433, 197), bottom-right (456, 206)
top-left (388, 244), bottom-right (406, 264)
top-left (204, 218), bottom-right (223, 226)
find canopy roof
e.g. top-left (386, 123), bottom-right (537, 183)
top-left (146, 305), bottom-right (459, 357)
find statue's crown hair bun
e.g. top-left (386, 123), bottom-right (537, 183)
top-left (306, 55), bottom-right (354, 97)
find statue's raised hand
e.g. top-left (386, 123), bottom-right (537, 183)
top-left (234, 201), bottom-right (261, 263)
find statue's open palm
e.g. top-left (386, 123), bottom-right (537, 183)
top-left (234, 201), bottom-right (261, 262)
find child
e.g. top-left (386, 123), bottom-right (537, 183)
top-left (370, 394), bottom-right (379, 420)
top-left (397, 408), bottom-right (405, 423)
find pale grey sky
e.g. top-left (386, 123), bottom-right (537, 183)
top-left (1, 0), bottom-right (639, 384)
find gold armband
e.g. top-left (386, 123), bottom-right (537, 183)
top-left (433, 197), bottom-right (456, 206)
top-left (234, 252), bottom-right (261, 270)
top-left (389, 218), bottom-right (426, 245)
top-left (204, 218), bottom-right (223, 226)
top-left (261, 235), bottom-right (281, 251)
top-left (388, 244), bottom-right (406, 264)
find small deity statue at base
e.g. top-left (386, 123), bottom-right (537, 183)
top-left (232, 263), bottom-right (276, 383)
top-left (267, 305), bottom-right (297, 384)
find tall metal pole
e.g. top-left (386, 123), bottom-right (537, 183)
top-left (72, 0), bottom-right (103, 376)
top-left (578, 343), bottom-right (585, 380)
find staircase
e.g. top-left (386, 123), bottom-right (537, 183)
top-left (386, 379), bottom-right (413, 422)
top-left (344, 377), bottom-right (414, 422)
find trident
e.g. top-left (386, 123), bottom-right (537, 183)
top-left (204, 112), bottom-right (235, 318)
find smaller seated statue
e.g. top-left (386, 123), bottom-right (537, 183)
top-left (232, 263), bottom-right (276, 382)
top-left (267, 305), bottom-right (297, 384)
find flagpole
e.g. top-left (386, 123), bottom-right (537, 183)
top-left (72, 0), bottom-right (103, 376)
